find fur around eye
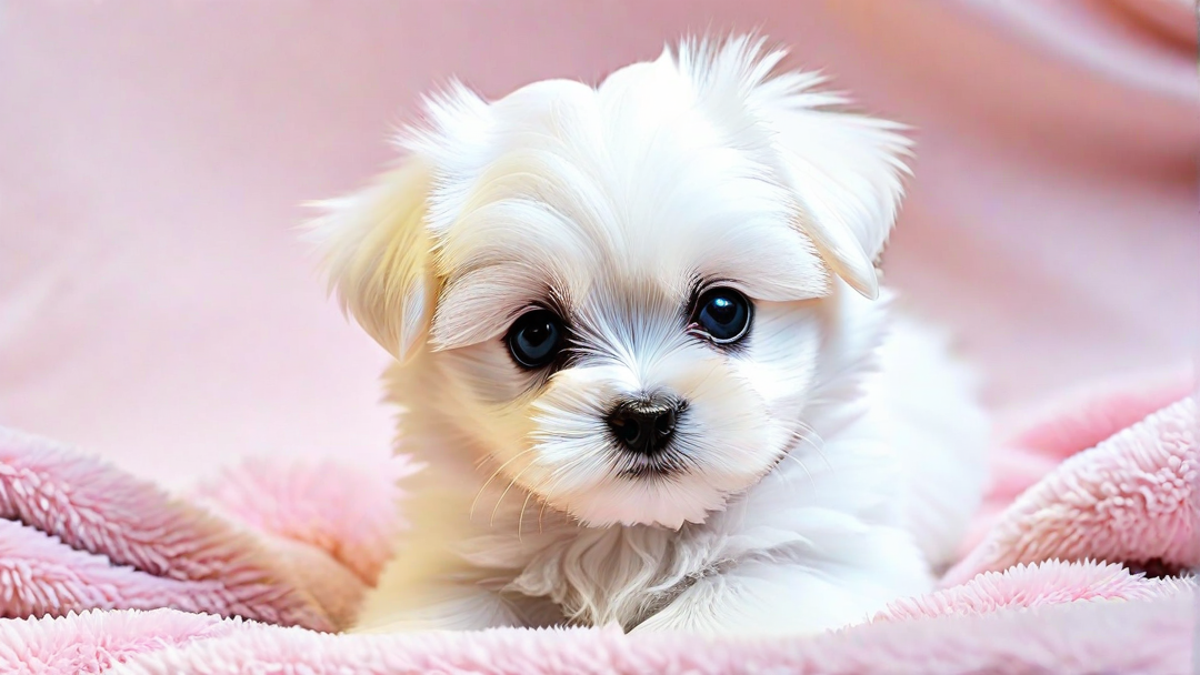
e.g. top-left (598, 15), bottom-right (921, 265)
top-left (506, 309), bottom-right (566, 369)
top-left (690, 288), bottom-right (752, 344)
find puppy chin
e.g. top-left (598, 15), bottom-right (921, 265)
top-left (556, 478), bottom-right (730, 530)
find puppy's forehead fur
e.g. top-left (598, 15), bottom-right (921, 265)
top-left (311, 36), bottom-right (910, 362)
top-left (418, 50), bottom-right (831, 350)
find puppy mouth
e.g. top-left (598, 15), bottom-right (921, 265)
top-left (612, 428), bottom-right (805, 485)
top-left (614, 445), bottom-right (693, 480)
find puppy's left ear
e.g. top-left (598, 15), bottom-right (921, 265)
top-left (305, 159), bottom-right (436, 363)
top-left (679, 36), bottom-right (911, 300)
top-left (765, 99), bottom-right (911, 301)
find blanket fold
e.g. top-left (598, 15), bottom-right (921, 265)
top-left (945, 392), bottom-right (1198, 586)
top-left (0, 428), bottom-right (410, 633)
top-left (0, 370), bottom-right (1195, 674)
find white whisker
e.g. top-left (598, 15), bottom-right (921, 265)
top-left (469, 448), bottom-right (538, 522)
top-left (491, 461), bottom-right (538, 527)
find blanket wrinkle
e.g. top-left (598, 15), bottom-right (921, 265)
top-left (944, 395), bottom-right (1197, 586)
top-left (189, 454), bottom-right (416, 587)
top-left (105, 592), bottom-right (1199, 675)
top-left (0, 428), bottom-right (371, 632)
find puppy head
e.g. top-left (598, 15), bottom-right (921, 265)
top-left (309, 36), bottom-right (910, 529)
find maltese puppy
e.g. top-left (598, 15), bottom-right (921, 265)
top-left (308, 35), bottom-right (988, 636)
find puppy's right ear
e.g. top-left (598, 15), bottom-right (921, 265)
top-left (305, 159), bottom-right (435, 363)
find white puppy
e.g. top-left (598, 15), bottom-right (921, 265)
top-left (309, 35), bottom-right (988, 636)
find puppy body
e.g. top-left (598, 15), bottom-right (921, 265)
top-left (380, 286), bottom-right (983, 636)
top-left (312, 36), bottom-right (988, 636)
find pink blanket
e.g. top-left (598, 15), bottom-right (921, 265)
top-left (1, 372), bottom-right (1195, 674)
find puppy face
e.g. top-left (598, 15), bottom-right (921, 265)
top-left (310, 37), bottom-right (909, 529)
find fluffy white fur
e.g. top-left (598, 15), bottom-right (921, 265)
top-left (308, 35), bottom-right (988, 636)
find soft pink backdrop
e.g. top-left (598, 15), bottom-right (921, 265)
top-left (1, 1), bottom-right (1196, 486)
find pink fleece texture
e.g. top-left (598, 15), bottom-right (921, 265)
top-left (0, 371), bottom-right (1195, 674)
top-left (0, 428), bottom-right (412, 633)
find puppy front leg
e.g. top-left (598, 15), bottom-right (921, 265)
top-left (632, 557), bottom-right (929, 636)
top-left (354, 580), bottom-right (568, 632)
top-left (353, 582), bottom-right (521, 632)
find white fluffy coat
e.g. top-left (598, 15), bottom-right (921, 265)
top-left (308, 36), bottom-right (989, 636)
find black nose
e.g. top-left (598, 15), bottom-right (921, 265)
top-left (606, 395), bottom-right (684, 456)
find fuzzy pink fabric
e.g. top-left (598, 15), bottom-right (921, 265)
top-left (0, 427), bottom-right (412, 633)
top-left (0, 372), bottom-right (1195, 674)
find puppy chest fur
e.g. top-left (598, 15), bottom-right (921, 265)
top-left (310, 35), bottom-right (989, 635)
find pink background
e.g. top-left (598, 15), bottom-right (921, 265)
top-left (1, 1), bottom-right (1196, 486)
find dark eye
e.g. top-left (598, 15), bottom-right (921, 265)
top-left (691, 288), bottom-right (752, 344)
top-left (506, 309), bottom-right (566, 369)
